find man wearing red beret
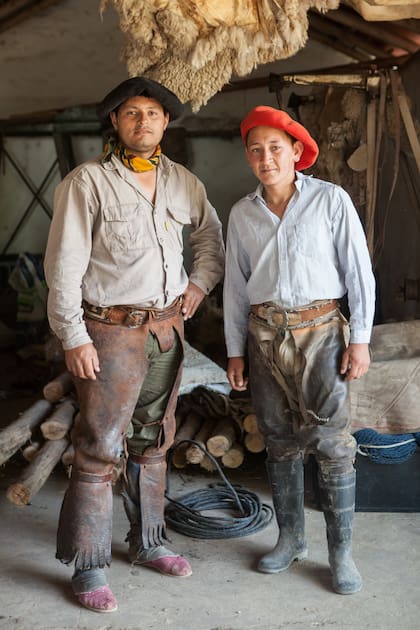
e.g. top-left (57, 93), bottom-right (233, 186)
top-left (223, 106), bottom-right (375, 595)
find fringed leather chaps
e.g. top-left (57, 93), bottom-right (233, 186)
top-left (56, 471), bottom-right (114, 570)
top-left (56, 306), bottom-right (184, 568)
top-left (125, 454), bottom-right (169, 549)
top-left (125, 332), bottom-right (184, 549)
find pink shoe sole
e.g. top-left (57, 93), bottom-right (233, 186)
top-left (76, 585), bottom-right (118, 613)
top-left (142, 555), bottom-right (192, 577)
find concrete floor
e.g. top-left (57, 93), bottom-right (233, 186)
top-left (0, 458), bottom-right (419, 630)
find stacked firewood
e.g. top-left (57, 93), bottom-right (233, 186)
top-left (0, 371), bottom-right (77, 506)
top-left (1, 375), bottom-right (265, 506)
top-left (170, 387), bottom-right (265, 473)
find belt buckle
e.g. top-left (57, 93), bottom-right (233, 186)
top-left (87, 304), bottom-right (111, 321)
top-left (265, 305), bottom-right (288, 328)
top-left (124, 309), bottom-right (147, 328)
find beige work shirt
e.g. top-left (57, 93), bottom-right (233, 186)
top-left (44, 153), bottom-right (225, 350)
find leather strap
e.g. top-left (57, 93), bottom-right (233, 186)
top-left (250, 300), bottom-right (338, 328)
top-left (83, 297), bottom-right (182, 328)
top-left (72, 470), bottom-right (113, 483)
top-left (129, 453), bottom-right (166, 465)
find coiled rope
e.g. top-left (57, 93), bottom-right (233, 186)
top-left (165, 440), bottom-right (273, 539)
top-left (354, 428), bottom-right (418, 464)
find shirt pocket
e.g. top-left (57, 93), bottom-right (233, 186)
top-left (167, 206), bottom-right (192, 226)
top-left (165, 206), bottom-right (192, 249)
top-left (293, 223), bottom-right (320, 259)
top-left (103, 203), bottom-right (151, 252)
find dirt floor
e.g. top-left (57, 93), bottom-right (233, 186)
top-left (0, 452), bottom-right (419, 630)
top-left (0, 349), bottom-right (419, 630)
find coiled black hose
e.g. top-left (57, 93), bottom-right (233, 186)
top-left (165, 440), bottom-right (273, 539)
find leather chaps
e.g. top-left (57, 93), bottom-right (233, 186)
top-left (56, 308), bottom-right (184, 570)
top-left (248, 312), bottom-right (356, 476)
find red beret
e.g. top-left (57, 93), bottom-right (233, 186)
top-left (240, 106), bottom-right (319, 171)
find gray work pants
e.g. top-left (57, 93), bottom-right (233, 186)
top-left (248, 313), bottom-right (356, 477)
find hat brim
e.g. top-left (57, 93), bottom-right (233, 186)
top-left (97, 77), bottom-right (184, 123)
top-left (240, 106), bottom-right (319, 171)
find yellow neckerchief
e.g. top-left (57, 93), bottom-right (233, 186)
top-left (102, 136), bottom-right (161, 172)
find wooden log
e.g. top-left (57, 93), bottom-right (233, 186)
top-left (172, 447), bottom-right (188, 469)
top-left (171, 410), bottom-right (203, 468)
top-left (21, 441), bottom-right (43, 462)
top-left (185, 418), bottom-right (217, 465)
top-left (0, 399), bottom-right (53, 466)
top-left (244, 430), bottom-right (266, 453)
top-left (199, 454), bottom-right (218, 473)
top-left (221, 442), bottom-right (245, 469)
top-left (243, 413), bottom-right (258, 434)
top-left (40, 399), bottom-right (77, 440)
top-left (61, 443), bottom-right (74, 467)
top-left (43, 370), bottom-right (74, 403)
top-left (173, 410), bottom-right (203, 446)
top-left (6, 437), bottom-right (69, 506)
top-left (206, 417), bottom-right (237, 458)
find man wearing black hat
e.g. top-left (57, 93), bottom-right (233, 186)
top-left (44, 77), bottom-right (225, 613)
top-left (223, 106), bottom-right (375, 596)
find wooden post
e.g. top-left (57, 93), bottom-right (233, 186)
top-left (21, 441), bottom-right (43, 462)
top-left (221, 442), bottom-right (245, 469)
top-left (6, 437), bottom-right (69, 506)
top-left (185, 418), bottom-right (217, 465)
top-left (0, 399), bottom-right (53, 466)
top-left (244, 430), bottom-right (266, 453)
top-left (206, 417), bottom-right (236, 457)
top-left (40, 398), bottom-right (77, 440)
top-left (243, 413), bottom-right (258, 434)
top-left (199, 454), bottom-right (218, 473)
top-left (172, 411), bottom-right (203, 468)
top-left (43, 370), bottom-right (74, 403)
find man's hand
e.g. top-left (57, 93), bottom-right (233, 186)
top-left (182, 281), bottom-right (205, 320)
top-left (65, 343), bottom-right (100, 380)
top-left (340, 343), bottom-right (370, 382)
top-left (227, 356), bottom-right (249, 391)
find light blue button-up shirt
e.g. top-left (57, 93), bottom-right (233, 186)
top-left (223, 173), bottom-right (376, 357)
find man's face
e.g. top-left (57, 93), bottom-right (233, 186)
top-left (110, 95), bottom-right (169, 157)
top-left (245, 126), bottom-right (304, 188)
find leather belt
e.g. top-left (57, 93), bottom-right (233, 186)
top-left (83, 297), bottom-right (182, 328)
top-left (250, 299), bottom-right (338, 329)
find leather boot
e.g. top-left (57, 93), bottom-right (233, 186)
top-left (318, 470), bottom-right (362, 595)
top-left (122, 457), bottom-right (191, 577)
top-left (258, 458), bottom-right (308, 573)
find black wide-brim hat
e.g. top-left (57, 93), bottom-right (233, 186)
top-left (97, 76), bottom-right (184, 123)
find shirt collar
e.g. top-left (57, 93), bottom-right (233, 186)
top-left (247, 171), bottom-right (309, 203)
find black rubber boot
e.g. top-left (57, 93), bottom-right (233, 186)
top-left (318, 470), bottom-right (362, 595)
top-left (258, 458), bottom-right (308, 573)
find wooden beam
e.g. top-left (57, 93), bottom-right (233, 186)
top-left (308, 27), bottom-right (373, 61)
top-left (325, 7), bottom-right (419, 53)
top-left (0, 0), bottom-right (63, 35)
top-left (310, 12), bottom-right (388, 58)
